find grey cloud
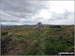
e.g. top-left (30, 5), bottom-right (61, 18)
top-left (0, 0), bottom-right (49, 19)
top-left (49, 10), bottom-right (74, 21)
top-left (0, 0), bottom-right (49, 13)
top-left (0, 19), bottom-right (19, 22)
top-left (0, 0), bottom-right (74, 25)
top-left (49, 10), bottom-right (74, 25)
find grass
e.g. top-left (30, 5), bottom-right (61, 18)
top-left (1, 25), bottom-right (74, 55)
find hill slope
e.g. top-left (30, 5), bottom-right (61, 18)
top-left (1, 25), bottom-right (74, 55)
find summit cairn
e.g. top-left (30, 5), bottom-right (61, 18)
top-left (34, 22), bottom-right (42, 29)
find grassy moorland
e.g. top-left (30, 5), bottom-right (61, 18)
top-left (1, 25), bottom-right (74, 55)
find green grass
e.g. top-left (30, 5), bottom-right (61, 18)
top-left (1, 25), bottom-right (74, 55)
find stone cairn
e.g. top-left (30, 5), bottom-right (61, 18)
top-left (34, 22), bottom-right (42, 29)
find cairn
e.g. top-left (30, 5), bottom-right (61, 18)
top-left (34, 22), bottom-right (42, 29)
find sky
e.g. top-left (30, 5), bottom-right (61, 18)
top-left (0, 0), bottom-right (74, 25)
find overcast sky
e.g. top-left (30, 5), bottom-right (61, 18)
top-left (0, 0), bottom-right (74, 25)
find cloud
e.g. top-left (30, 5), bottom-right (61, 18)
top-left (0, 0), bottom-right (74, 25)
top-left (0, 0), bottom-right (49, 13)
top-left (49, 11), bottom-right (74, 25)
